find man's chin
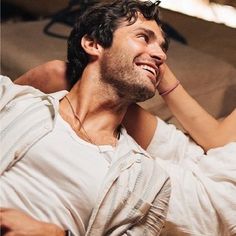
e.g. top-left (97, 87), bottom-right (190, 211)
top-left (131, 89), bottom-right (156, 103)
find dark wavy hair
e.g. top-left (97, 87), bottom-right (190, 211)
top-left (67, 0), bottom-right (166, 87)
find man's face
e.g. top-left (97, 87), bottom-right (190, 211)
top-left (100, 14), bottom-right (167, 103)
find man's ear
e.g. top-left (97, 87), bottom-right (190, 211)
top-left (81, 35), bottom-right (103, 58)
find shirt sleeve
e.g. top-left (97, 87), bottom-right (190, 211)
top-left (0, 75), bottom-right (49, 174)
top-left (0, 76), bottom-right (13, 110)
top-left (0, 75), bottom-right (41, 111)
top-left (147, 117), bottom-right (204, 164)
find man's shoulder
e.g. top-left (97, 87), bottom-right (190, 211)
top-left (0, 75), bottom-right (43, 110)
top-left (0, 76), bottom-right (67, 121)
top-left (0, 75), bottom-right (67, 103)
top-left (0, 75), bottom-right (45, 96)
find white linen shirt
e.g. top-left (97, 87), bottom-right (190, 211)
top-left (0, 76), bottom-right (171, 236)
top-left (1, 114), bottom-right (111, 234)
top-left (2, 75), bottom-right (235, 235)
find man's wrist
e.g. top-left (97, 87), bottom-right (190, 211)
top-left (159, 80), bottom-right (180, 96)
top-left (157, 64), bottom-right (179, 94)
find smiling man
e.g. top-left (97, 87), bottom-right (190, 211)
top-left (98, 14), bottom-right (168, 102)
top-left (0, 1), bottom-right (171, 235)
top-left (1, 0), bottom-right (236, 236)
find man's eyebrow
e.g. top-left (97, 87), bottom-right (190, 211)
top-left (134, 27), bottom-right (156, 38)
top-left (134, 27), bottom-right (169, 52)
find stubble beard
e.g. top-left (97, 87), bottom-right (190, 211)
top-left (100, 51), bottom-right (155, 103)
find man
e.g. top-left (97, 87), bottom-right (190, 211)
top-left (1, 1), bottom-right (171, 235)
top-left (1, 0), bottom-right (236, 235)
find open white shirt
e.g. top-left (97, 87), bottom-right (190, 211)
top-left (0, 114), bottom-right (130, 235)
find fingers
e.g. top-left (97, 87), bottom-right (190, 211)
top-left (0, 208), bottom-right (11, 229)
top-left (0, 207), bottom-right (10, 212)
top-left (4, 232), bottom-right (25, 236)
top-left (0, 208), bottom-right (65, 236)
top-left (0, 208), bottom-right (25, 229)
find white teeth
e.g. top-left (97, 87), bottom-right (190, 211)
top-left (139, 65), bottom-right (156, 76)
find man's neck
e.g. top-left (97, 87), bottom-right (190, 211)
top-left (59, 67), bottom-right (131, 146)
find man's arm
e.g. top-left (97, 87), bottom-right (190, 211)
top-left (157, 65), bottom-right (236, 151)
top-left (123, 103), bottom-right (157, 150)
top-left (0, 208), bottom-right (65, 236)
top-left (14, 60), bottom-right (70, 93)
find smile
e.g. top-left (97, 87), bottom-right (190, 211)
top-left (139, 64), bottom-right (157, 77)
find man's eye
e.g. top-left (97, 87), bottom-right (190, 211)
top-left (138, 34), bottom-right (149, 42)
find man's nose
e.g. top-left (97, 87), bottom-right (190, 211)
top-left (149, 44), bottom-right (167, 64)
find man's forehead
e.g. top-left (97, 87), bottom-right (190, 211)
top-left (115, 14), bottom-right (168, 51)
top-left (118, 14), bottom-right (164, 39)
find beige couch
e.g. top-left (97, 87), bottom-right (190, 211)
top-left (1, 8), bottom-right (236, 128)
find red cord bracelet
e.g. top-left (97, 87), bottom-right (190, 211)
top-left (159, 80), bottom-right (180, 96)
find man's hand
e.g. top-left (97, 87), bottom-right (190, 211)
top-left (156, 63), bottom-right (179, 95)
top-left (0, 208), bottom-right (65, 236)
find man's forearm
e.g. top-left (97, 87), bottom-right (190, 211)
top-left (158, 65), bottom-right (236, 151)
